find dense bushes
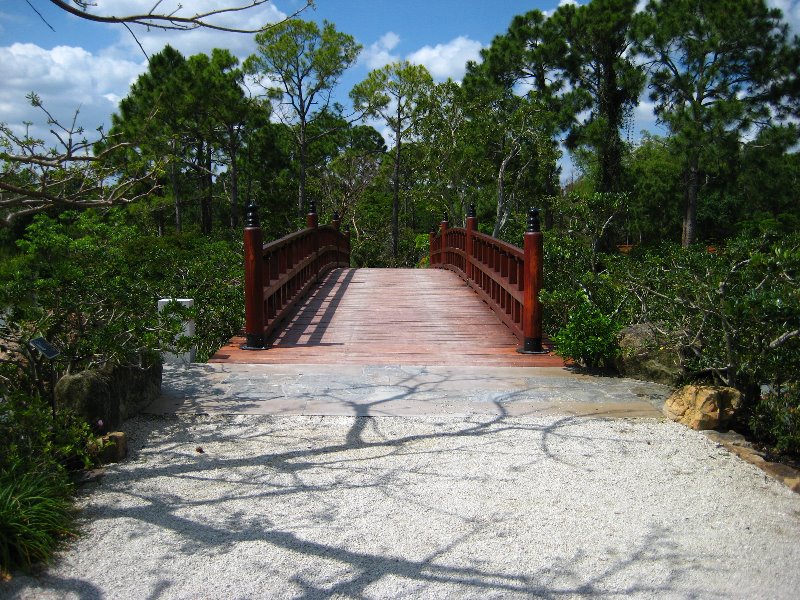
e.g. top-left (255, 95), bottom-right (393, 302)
top-left (539, 225), bottom-right (800, 456)
top-left (0, 210), bottom-right (244, 399)
top-left (0, 209), bottom-right (246, 575)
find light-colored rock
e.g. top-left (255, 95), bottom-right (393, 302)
top-left (664, 385), bottom-right (742, 430)
top-left (99, 432), bottom-right (128, 463)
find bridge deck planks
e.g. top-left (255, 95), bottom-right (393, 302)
top-left (211, 268), bottom-right (565, 366)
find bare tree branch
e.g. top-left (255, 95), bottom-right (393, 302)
top-left (46, 0), bottom-right (314, 33)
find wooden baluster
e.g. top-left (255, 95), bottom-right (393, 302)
top-left (242, 200), bottom-right (265, 350)
top-left (519, 207), bottom-right (544, 354)
top-left (464, 204), bottom-right (478, 281)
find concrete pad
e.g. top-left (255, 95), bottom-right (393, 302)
top-left (150, 364), bottom-right (671, 418)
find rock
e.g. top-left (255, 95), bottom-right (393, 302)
top-left (55, 362), bottom-right (162, 430)
top-left (615, 324), bottom-right (683, 385)
top-left (99, 432), bottom-right (128, 463)
top-left (664, 385), bottom-right (743, 430)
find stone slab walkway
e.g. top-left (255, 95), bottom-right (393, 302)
top-left (149, 364), bottom-right (671, 419)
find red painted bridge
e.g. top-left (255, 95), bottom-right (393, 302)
top-left (211, 204), bottom-right (563, 367)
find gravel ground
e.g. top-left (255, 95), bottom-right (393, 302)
top-left (5, 413), bottom-right (800, 599)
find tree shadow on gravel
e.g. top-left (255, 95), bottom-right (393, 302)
top-left (4, 372), bottom-right (713, 599)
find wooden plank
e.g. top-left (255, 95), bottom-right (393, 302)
top-left (211, 268), bottom-right (563, 367)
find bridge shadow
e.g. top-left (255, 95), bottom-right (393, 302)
top-left (269, 268), bottom-right (355, 347)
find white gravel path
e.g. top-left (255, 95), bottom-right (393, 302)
top-left (5, 414), bottom-right (800, 599)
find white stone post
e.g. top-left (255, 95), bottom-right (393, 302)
top-left (158, 298), bottom-right (196, 364)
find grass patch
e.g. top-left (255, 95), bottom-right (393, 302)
top-left (0, 461), bottom-right (76, 577)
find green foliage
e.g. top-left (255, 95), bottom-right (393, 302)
top-left (552, 292), bottom-right (621, 369)
top-left (0, 460), bottom-right (75, 576)
top-left (0, 394), bottom-right (101, 475)
top-left (0, 392), bottom-right (103, 575)
top-left (749, 385), bottom-right (800, 456)
top-left (0, 210), bottom-right (244, 400)
top-left (247, 18), bottom-right (362, 214)
top-left (633, 0), bottom-right (799, 245)
top-left (610, 235), bottom-right (800, 397)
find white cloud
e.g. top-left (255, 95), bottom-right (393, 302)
top-left (544, 0), bottom-right (582, 17)
top-left (768, 0), bottom-right (800, 33)
top-left (0, 1), bottom-right (292, 148)
top-left (0, 43), bottom-right (144, 144)
top-left (361, 31), bottom-right (401, 70)
top-left (96, 0), bottom-right (287, 61)
top-left (406, 36), bottom-right (482, 81)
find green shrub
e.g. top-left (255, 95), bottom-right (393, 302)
top-left (0, 394), bottom-right (103, 474)
top-left (552, 293), bottom-right (621, 369)
top-left (749, 385), bottom-right (800, 457)
top-left (0, 460), bottom-right (75, 576)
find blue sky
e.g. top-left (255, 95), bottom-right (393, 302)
top-left (2, 0), bottom-right (799, 178)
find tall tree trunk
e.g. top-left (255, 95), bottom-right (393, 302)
top-left (199, 141), bottom-right (212, 235)
top-left (682, 153), bottom-right (699, 248)
top-left (206, 145), bottom-right (214, 233)
top-left (170, 160), bottom-right (182, 233)
top-left (493, 143), bottom-right (518, 238)
top-left (299, 122), bottom-right (307, 216)
top-left (392, 137), bottom-right (401, 260)
top-left (229, 136), bottom-right (239, 229)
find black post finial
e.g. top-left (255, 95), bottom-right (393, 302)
top-left (527, 207), bottom-right (540, 233)
top-left (245, 200), bottom-right (260, 228)
top-left (332, 211), bottom-right (340, 221)
top-left (308, 198), bottom-right (317, 214)
top-left (442, 211), bottom-right (448, 223)
top-left (467, 203), bottom-right (476, 218)
top-left (345, 224), bottom-right (350, 234)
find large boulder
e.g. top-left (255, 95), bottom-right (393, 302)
top-left (664, 385), bottom-right (742, 430)
top-left (55, 362), bottom-right (162, 431)
top-left (614, 324), bottom-right (683, 385)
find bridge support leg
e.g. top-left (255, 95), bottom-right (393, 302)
top-left (242, 200), bottom-right (266, 350)
top-left (518, 207), bottom-right (546, 354)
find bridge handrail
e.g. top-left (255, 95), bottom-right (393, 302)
top-left (429, 207), bottom-right (543, 353)
top-left (242, 203), bottom-right (350, 349)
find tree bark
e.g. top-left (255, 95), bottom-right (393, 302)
top-left (392, 136), bottom-right (401, 260)
top-left (229, 133), bottom-right (239, 229)
top-left (170, 160), bottom-right (182, 233)
top-left (682, 153), bottom-right (699, 248)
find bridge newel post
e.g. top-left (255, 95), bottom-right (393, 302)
top-left (440, 212), bottom-right (448, 266)
top-left (518, 207), bottom-right (545, 354)
top-left (242, 200), bottom-right (266, 350)
top-left (307, 199), bottom-right (319, 229)
top-left (466, 203), bottom-right (477, 281)
top-left (331, 211), bottom-right (341, 231)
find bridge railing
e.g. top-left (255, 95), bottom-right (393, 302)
top-left (429, 206), bottom-right (544, 353)
top-left (242, 201), bottom-right (350, 349)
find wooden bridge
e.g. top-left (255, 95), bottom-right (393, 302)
top-left (211, 203), bottom-right (563, 367)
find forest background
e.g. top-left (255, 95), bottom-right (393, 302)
top-left (0, 0), bottom-right (799, 575)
